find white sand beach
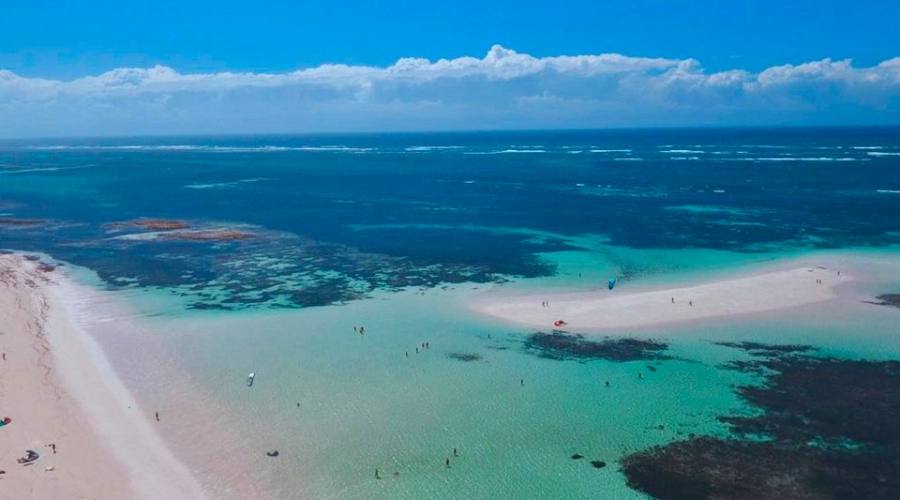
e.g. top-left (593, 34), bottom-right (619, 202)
top-left (0, 253), bottom-right (209, 500)
top-left (475, 263), bottom-right (851, 332)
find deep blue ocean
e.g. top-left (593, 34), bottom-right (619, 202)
top-left (2, 127), bottom-right (899, 309)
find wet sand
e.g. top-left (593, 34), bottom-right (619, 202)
top-left (0, 253), bottom-right (208, 500)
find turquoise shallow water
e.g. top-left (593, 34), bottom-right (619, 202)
top-left (90, 246), bottom-right (900, 499)
top-left (136, 285), bottom-right (741, 499)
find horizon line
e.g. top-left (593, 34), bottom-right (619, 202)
top-left (3, 124), bottom-right (900, 143)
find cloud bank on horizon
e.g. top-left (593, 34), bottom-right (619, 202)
top-left (1, 45), bottom-right (899, 137)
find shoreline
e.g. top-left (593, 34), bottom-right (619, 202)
top-left (473, 257), bottom-right (860, 332)
top-left (0, 253), bottom-right (209, 500)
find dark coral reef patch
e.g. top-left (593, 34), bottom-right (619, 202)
top-left (622, 437), bottom-right (900, 500)
top-left (447, 352), bottom-right (482, 362)
top-left (621, 341), bottom-right (900, 499)
top-left (104, 218), bottom-right (190, 231)
top-left (524, 331), bottom-right (670, 362)
top-left (158, 229), bottom-right (255, 241)
top-left (866, 294), bottom-right (900, 309)
top-left (105, 218), bottom-right (254, 241)
top-left (0, 218), bottom-right (46, 227)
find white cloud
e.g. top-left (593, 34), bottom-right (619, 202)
top-left (1, 45), bottom-right (898, 137)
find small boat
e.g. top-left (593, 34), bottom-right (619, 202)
top-left (553, 320), bottom-right (567, 328)
top-left (247, 372), bottom-right (255, 387)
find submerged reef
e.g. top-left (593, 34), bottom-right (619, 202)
top-left (158, 229), bottom-right (256, 241)
top-left (83, 220), bottom-right (523, 310)
top-left (0, 218), bottom-right (46, 227)
top-left (622, 437), bottom-right (900, 500)
top-left (4, 209), bottom-right (557, 311)
top-left (447, 352), bottom-right (483, 362)
top-left (621, 341), bottom-right (900, 499)
top-left (867, 294), bottom-right (900, 309)
top-left (105, 218), bottom-right (190, 231)
top-left (722, 356), bottom-right (900, 445)
top-left (105, 218), bottom-right (254, 241)
top-left (523, 332), bottom-right (670, 362)
top-left (712, 341), bottom-right (816, 357)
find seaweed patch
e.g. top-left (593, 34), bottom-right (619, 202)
top-left (0, 218), bottom-right (46, 227)
top-left (622, 437), bottom-right (900, 500)
top-left (865, 294), bottom-right (900, 309)
top-left (621, 342), bottom-right (900, 499)
top-left (105, 219), bottom-right (191, 231)
top-left (447, 352), bottom-right (482, 362)
top-left (721, 356), bottom-right (900, 445)
top-left (69, 222), bottom-right (521, 310)
top-left (524, 331), bottom-right (670, 362)
top-left (712, 341), bottom-right (816, 357)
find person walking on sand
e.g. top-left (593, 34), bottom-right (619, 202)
top-left (155, 411), bottom-right (160, 422)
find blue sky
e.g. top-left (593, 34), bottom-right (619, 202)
top-left (1, 1), bottom-right (899, 137)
